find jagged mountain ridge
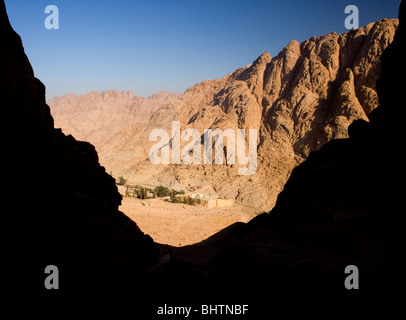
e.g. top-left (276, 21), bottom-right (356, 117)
top-left (4, 0), bottom-right (406, 311)
top-left (49, 18), bottom-right (398, 211)
top-left (50, 90), bottom-right (180, 162)
top-left (141, 0), bottom-right (406, 307)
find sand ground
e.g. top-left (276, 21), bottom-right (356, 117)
top-left (119, 197), bottom-right (258, 246)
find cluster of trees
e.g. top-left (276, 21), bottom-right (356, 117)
top-left (154, 186), bottom-right (172, 197)
top-left (170, 193), bottom-right (201, 205)
top-left (135, 186), bottom-right (152, 199)
top-left (118, 180), bottom-right (191, 202)
top-left (117, 176), bottom-right (127, 186)
top-left (124, 185), bottom-right (154, 199)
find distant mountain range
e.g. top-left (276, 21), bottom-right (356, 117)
top-left (5, 0), bottom-right (406, 307)
top-left (49, 18), bottom-right (398, 211)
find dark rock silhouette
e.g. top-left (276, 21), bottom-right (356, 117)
top-left (2, 0), bottom-right (405, 315)
top-left (1, 0), bottom-right (159, 302)
top-left (143, 0), bottom-right (406, 311)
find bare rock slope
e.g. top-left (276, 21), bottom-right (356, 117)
top-left (3, 0), bottom-right (406, 313)
top-left (143, 1), bottom-right (406, 310)
top-left (49, 19), bottom-right (398, 211)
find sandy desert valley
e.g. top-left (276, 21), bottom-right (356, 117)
top-left (48, 17), bottom-right (399, 246)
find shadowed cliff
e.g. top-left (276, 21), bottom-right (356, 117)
top-left (2, 0), bottom-right (405, 314)
top-left (1, 0), bottom-right (159, 302)
top-left (144, 0), bottom-right (406, 310)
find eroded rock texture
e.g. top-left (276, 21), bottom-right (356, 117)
top-left (3, 0), bottom-right (405, 314)
top-left (158, 1), bottom-right (406, 311)
top-left (50, 18), bottom-right (399, 210)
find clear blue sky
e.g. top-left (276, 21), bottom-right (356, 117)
top-left (4, 0), bottom-right (401, 100)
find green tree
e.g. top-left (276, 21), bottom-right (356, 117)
top-left (155, 186), bottom-right (170, 198)
top-left (117, 176), bottom-right (127, 186)
top-left (139, 187), bottom-right (147, 199)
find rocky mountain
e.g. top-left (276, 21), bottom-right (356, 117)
top-left (138, 0), bottom-right (406, 311)
top-left (50, 90), bottom-right (179, 158)
top-left (3, 0), bottom-right (406, 314)
top-left (49, 18), bottom-right (398, 211)
top-left (0, 1), bottom-right (406, 319)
